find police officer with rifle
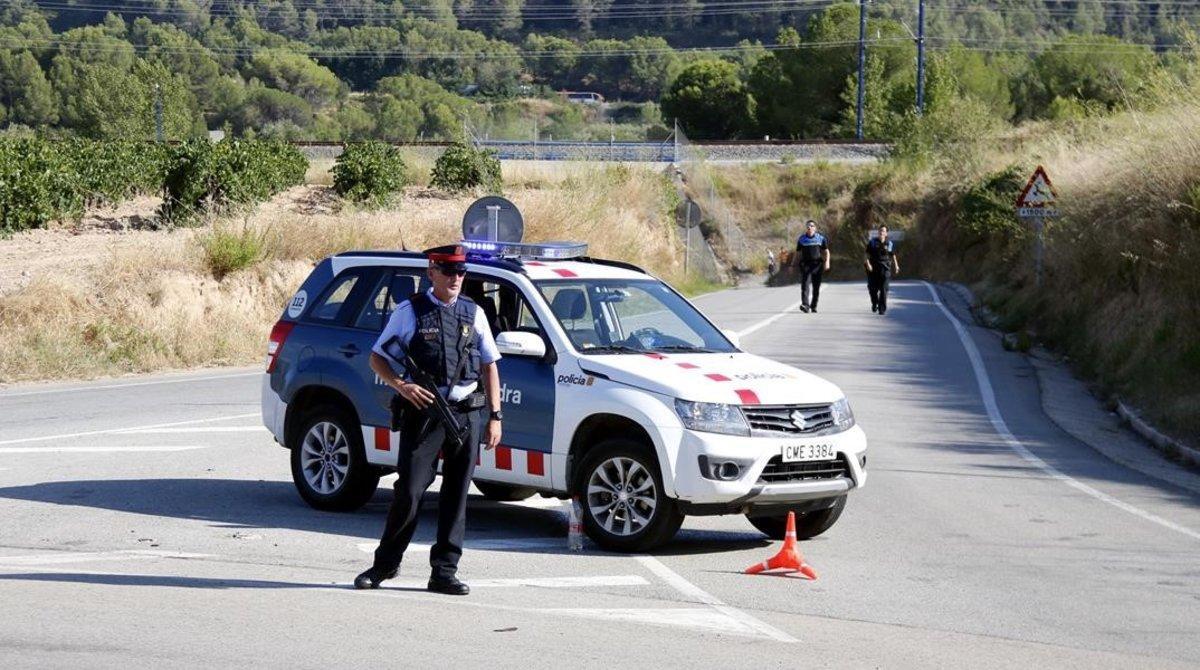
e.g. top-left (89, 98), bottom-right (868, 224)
top-left (355, 244), bottom-right (503, 595)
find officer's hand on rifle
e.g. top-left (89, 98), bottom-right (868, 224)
top-left (398, 381), bottom-right (436, 409)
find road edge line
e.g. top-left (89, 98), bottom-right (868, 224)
top-left (923, 281), bottom-right (1200, 542)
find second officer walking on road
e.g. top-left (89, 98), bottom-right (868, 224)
top-left (864, 225), bottom-right (900, 315)
top-left (793, 220), bottom-right (830, 313)
top-left (354, 244), bottom-right (503, 596)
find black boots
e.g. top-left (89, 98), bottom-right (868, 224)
top-left (427, 575), bottom-right (470, 596)
top-left (353, 566), bottom-right (397, 590)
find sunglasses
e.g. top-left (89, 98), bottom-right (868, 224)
top-left (437, 266), bottom-right (467, 277)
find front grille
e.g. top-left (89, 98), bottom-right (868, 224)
top-left (758, 455), bottom-right (849, 484)
top-left (743, 404), bottom-right (834, 436)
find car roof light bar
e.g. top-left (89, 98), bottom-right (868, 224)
top-left (460, 240), bottom-right (588, 260)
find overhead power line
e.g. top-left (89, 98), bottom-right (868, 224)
top-left (0, 35), bottom-right (912, 59)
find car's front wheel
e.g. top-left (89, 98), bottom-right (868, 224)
top-left (289, 404), bottom-right (379, 511)
top-left (746, 495), bottom-right (847, 540)
top-left (575, 439), bottom-right (683, 552)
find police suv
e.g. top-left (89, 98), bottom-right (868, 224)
top-left (262, 240), bottom-right (867, 551)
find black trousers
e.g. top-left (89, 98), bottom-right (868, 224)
top-left (868, 270), bottom-right (891, 312)
top-left (372, 402), bottom-right (484, 580)
top-left (800, 262), bottom-right (824, 309)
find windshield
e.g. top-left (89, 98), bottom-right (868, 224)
top-left (535, 279), bottom-right (736, 355)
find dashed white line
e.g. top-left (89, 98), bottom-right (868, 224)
top-left (0, 371), bottom-right (260, 398)
top-left (117, 427), bottom-right (264, 435)
top-left (737, 300), bottom-right (804, 338)
top-left (0, 550), bottom-right (213, 566)
top-left (924, 281), bottom-right (1200, 542)
top-left (0, 413), bottom-right (259, 446)
top-left (0, 446), bottom-right (212, 454)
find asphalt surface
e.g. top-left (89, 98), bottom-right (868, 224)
top-left (1, 281), bottom-right (1198, 669)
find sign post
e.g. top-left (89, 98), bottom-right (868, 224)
top-left (1014, 165), bottom-right (1060, 287)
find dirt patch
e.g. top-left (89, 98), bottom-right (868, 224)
top-left (0, 196), bottom-right (165, 297)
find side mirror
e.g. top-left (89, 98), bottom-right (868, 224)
top-left (722, 329), bottom-right (741, 350)
top-left (496, 331), bottom-right (547, 358)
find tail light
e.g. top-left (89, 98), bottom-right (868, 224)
top-left (266, 320), bottom-right (296, 373)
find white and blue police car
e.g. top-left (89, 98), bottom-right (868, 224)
top-left (261, 240), bottom-right (867, 551)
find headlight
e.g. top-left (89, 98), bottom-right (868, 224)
top-left (830, 397), bottom-right (855, 432)
top-left (674, 399), bottom-right (750, 437)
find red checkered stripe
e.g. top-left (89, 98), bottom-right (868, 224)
top-left (478, 444), bottom-right (548, 477)
top-left (367, 426), bottom-right (548, 477)
top-left (641, 353), bottom-right (761, 405)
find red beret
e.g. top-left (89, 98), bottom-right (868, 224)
top-left (425, 244), bottom-right (466, 264)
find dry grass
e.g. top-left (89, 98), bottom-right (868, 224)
top-left (0, 163), bottom-right (683, 384)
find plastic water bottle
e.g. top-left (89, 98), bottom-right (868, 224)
top-left (567, 496), bottom-right (584, 552)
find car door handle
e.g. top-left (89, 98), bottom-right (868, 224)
top-left (338, 344), bottom-right (360, 357)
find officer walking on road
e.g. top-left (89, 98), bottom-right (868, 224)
top-left (864, 225), bottom-right (900, 315)
top-left (354, 244), bottom-right (503, 596)
top-left (793, 220), bottom-right (830, 313)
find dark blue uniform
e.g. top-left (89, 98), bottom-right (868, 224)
top-left (371, 292), bottom-right (487, 581)
top-left (796, 232), bottom-right (828, 311)
top-left (866, 238), bottom-right (896, 314)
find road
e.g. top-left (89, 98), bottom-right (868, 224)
top-left (1, 281), bottom-right (1198, 669)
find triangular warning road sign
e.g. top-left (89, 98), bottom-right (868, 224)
top-left (1016, 165), bottom-right (1057, 208)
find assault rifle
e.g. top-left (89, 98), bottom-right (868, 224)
top-left (389, 353), bottom-right (467, 448)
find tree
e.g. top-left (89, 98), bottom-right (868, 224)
top-left (243, 48), bottom-right (344, 108)
top-left (661, 59), bottom-right (753, 139)
top-left (53, 58), bottom-right (201, 139)
top-left (1022, 34), bottom-right (1158, 118)
top-left (522, 34), bottom-right (579, 89)
top-left (0, 49), bottom-right (57, 126)
top-left (751, 7), bottom-right (913, 139)
top-left (225, 82), bottom-right (314, 135)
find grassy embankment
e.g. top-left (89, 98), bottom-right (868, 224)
top-left (711, 101), bottom-right (1200, 443)
top-left (0, 160), bottom-right (686, 383)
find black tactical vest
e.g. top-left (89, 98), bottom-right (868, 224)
top-left (406, 292), bottom-right (480, 388)
top-left (868, 238), bottom-right (895, 274)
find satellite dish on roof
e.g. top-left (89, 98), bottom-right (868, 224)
top-left (463, 196), bottom-right (524, 243)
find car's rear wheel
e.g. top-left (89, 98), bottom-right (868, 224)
top-left (746, 495), bottom-right (847, 540)
top-left (289, 404), bottom-right (379, 511)
top-left (574, 439), bottom-right (683, 552)
top-left (474, 481), bottom-right (537, 501)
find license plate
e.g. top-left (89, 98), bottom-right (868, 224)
top-left (783, 443), bottom-right (836, 462)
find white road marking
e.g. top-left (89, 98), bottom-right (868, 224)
top-left (379, 575), bottom-right (649, 589)
top-left (0, 413), bottom-right (259, 446)
top-left (924, 281), bottom-right (1200, 542)
top-left (356, 538), bottom-right (563, 554)
top-left (493, 496), bottom-right (568, 509)
top-left (117, 426), bottom-right (264, 435)
top-left (0, 371), bottom-right (260, 398)
top-left (0, 550), bottom-right (212, 566)
top-left (634, 555), bottom-right (798, 643)
top-left (737, 300), bottom-right (804, 338)
top-left (334, 589), bottom-right (775, 640)
top-left (541, 607), bottom-right (764, 637)
top-left (0, 446), bottom-right (211, 454)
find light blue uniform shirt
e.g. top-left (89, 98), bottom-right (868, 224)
top-left (372, 288), bottom-right (501, 401)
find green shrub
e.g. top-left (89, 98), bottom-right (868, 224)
top-left (0, 138), bottom-right (82, 234)
top-left (332, 141), bottom-right (409, 208)
top-left (957, 165), bottom-right (1027, 240)
top-left (60, 139), bottom-right (169, 206)
top-left (430, 143), bottom-right (501, 193)
top-left (159, 139), bottom-right (307, 223)
top-left (200, 224), bottom-right (267, 279)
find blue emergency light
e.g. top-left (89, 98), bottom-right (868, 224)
top-left (461, 240), bottom-right (588, 260)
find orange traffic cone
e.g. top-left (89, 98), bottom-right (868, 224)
top-left (744, 511), bottom-right (818, 579)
